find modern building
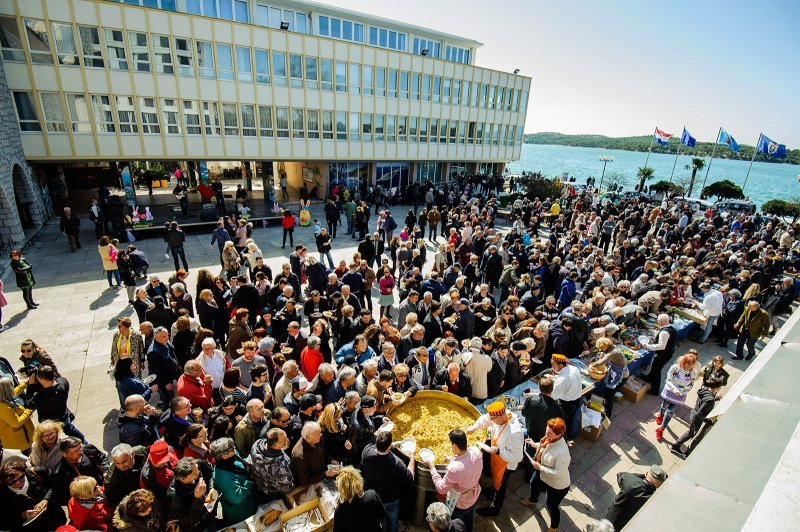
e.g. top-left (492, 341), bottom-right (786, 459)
top-left (0, 0), bottom-right (530, 245)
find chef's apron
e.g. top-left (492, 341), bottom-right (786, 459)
top-left (489, 416), bottom-right (510, 490)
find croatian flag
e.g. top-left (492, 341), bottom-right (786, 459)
top-left (653, 128), bottom-right (672, 146)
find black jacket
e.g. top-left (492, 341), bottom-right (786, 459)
top-left (521, 394), bottom-right (565, 442)
top-left (0, 469), bottom-right (67, 531)
top-left (59, 212), bottom-right (81, 235)
top-left (432, 369), bottom-right (472, 399)
top-left (164, 228), bottom-right (186, 248)
top-left (168, 459), bottom-right (217, 532)
top-left (50, 444), bottom-right (109, 505)
top-left (147, 341), bottom-right (179, 389)
top-left (606, 472), bottom-right (657, 530)
top-left (25, 377), bottom-right (72, 423)
top-left (118, 410), bottom-right (159, 447)
top-left (105, 445), bottom-right (148, 508)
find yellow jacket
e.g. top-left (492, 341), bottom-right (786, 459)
top-left (0, 383), bottom-right (35, 451)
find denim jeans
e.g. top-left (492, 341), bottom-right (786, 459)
top-left (320, 250), bottom-right (335, 268)
top-left (171, 246), bottom-right (188, 270)
top-left (700, 316), bottom-right (717, 342)
top-left (346, 217), bottom-right (354, 235)
top-left (106, 269), bottom-right (121, 286)
top-left (383, 498), bottom-right (400, 532)
top-left (452, 505), bottom-right (475, 532)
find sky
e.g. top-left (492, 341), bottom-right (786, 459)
top-left (324, 0), bottom-right (800, 147)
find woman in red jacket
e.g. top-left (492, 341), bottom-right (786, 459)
top-left (299, 335), bottom-right (324, 380)
top-left (68, 476), bottom-right (112, 531)
top-left (281, 209), bottom-right (296, 248)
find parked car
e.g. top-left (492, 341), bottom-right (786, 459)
top-left (675, 197), bottom-right (715, 214)
top-left (715, 200), bottom-right (756, 216)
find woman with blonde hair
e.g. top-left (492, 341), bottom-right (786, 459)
top-left (333, 466), bottom-right (387, 532)
top-left (221, 241), bottom-right (241, 280)
top-left (28, 420), bottom-right (66, 472)
top-left (68, 475), bottom-right (112, 531)
top-left (319, 402), bottom-right (353, 464)
top-left (97, 235), bottom-right (121, 289)
top-left (399, 312), bottom-right (418, 337)
top-left (655, 353), bottom-right (699, 442)
top-left (111, 316), bottom-right (145, 377)
top-left (0, 376), bottom-right (34, 451)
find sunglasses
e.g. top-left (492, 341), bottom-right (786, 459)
top-left (21, 348), bottom-right (32, 353)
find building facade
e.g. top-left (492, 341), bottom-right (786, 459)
top-left (0, 0), bottom-right (529, 243)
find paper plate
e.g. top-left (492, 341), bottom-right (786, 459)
top-left (418, 448), bottom-right (435, 463)
top-left (378, 420), bottom-right (395, 433)
top-left (143, 374), bottom-right (157, 385)
top-left (637, 335), bottom-right (650, 346)
top-left (398, 439), bottom-right (416, 456)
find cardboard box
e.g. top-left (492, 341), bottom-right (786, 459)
top-left (621, 377), bottom-right (650, 403)
top-left (280, 498), bottom-right (332, 532)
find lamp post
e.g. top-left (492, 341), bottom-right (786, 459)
top-left (598, 156), bottom-right (614, 191)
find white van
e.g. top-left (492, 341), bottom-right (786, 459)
top-left (675, 197), bottom-right (715, 215)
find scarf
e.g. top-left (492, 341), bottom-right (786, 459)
top-left (117, 332), bottom-right (132, 360)
top-left (535, 434), bottom-right (563, 463)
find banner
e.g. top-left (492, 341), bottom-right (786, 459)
top-left (119, 163), bottom-right (136, 208)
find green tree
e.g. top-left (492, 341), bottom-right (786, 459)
top-left (516, 172), bottom-right (563, 200)
top-left (762, 199), bottom-right (800, 223)
top-left (702, 179), bottom-right (744, 200)
top-left (649, 180), bottom-right (684, 195)
top-left (685, 158), bottom-right (705, 197)
top-left (636, 167), bottom-right (655, 192)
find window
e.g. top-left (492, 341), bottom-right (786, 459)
top-left (493, 123), bottom-right (500, 145)
top-left (241, 104), bottom-right (256, 136)
top-left (203, 101), bottom-right (220, 134)
top-left (52, 22), bottom-right (79, 66)
top-left (66, 94), bottom-right (91, 132)
top-left (322, 110), bottom-right (333, 140)
top-left (272, 51), bottom-right (286, 86)
top-left (139, 97), bottom-right (160, 134)
top-left (475, 121), bottom-right (483, 145)
top-left (104, 29), bottom-right (127, 70)
top-left (479, 84), bottom-right (487, 108)
top-left (222, 103), bottom-right (238, 135)
top-left (433, 76), bottom-right (441, 103)
top-left (375, 68), bottom-right (386, 97)
top-left (411, 73), bottom-right (420, 100)
top-left (399, 72), bottom-right (409, 99)
top-left (258, 105), bottom-right (273, 137)
top-left (318, 15), bottom-right (328, 36)
top-left (217, 44), bottom-right (233, 80)
top-left (318, 15), bottom-right (363, 43)
top-left (422, 75), bottom-right (431, 102)
top-left (234, 0), bottom-right (249, 22)
top-left (39, 92), bottom-right (66, 132)
top-left (374, 114), bottom-right (384, 142)
top-left (304, 56), bottom-right (317, 89)
top-left (429, 118), bottom-right (438, 143)
top-left (291, 108), bottom-right (304, 138)
top-left (197, 41), bottom-right (214, 78)
top-left (129, 32), bottom-right (150, 72)
top-left (453, 80), bottom-right (461, 105)
top-left (408, 117), bottom-right (417, 142)
top-left (335, 111), bottom-right (346, 140)
top-left (91, 95), bottom-right (115, 132)
top-left (445, 45), bottom-right (470, 64)
top-left (275, 107), bottom-right (289, 138)
top-left (443, 78), bottom-right (451, 104)
top-left (335, 61), bottom-right (346, 92)
top-left (483, 123), bottom-right (492, 144)
top-left (398, 116), bottom-right (407, 142)
top-left (78, 26), bottom-right (103, 67)
top-left (419, 118), bottom-right (428, 143)
top-left (236, 46), bottom-right (252, 82)
top-left (259, 4), bottom-right (309, 33)
top-left (115, 96), bottom-right (138, 133)
top-left (162, 98), bottom-right (180, 134)
top-left (470, 82), bottom-right (479, 107)
top-left (349, 112), bottom-right (360, 141)
top-left (0, 16), bottom-right (25, 61)
top-left (182, 100), bottom-right (201, 134)
top-left (361, 113), bottom-right (372, 142)
top-left (320, 59), bottom-right (333, 91)
top-left (439, 119), bottom-right (447, 143)
top-left (349, 63), bottom-right (360, 94)
top-left (461, 81), bottom-right (470, 106)
top-left (497, 87), bottom-right (505, 111)
top-left (368, 26), bottom-right (406, 51)
top-left (521, 90), bottom-right (528, 112)
top-left (175, 38), bottom-right (193, 76)
top-left (24, 19), bottom-right (52, 64)
top-left (449, 120), bottom-right (457, 144)
top-left (388, 69), bottom-right (397, 99)
top-left (307, 109), bottom-right (319, 139)
top-left (386, 115), bottom-right (396, 142)
top-left (488, 85), bottom-right (496, 109)
top-left (507, 125), bottom-right (515, 146)
top-left (153, 35), bottom-right (173, 74)
top-left (413, 37), bottom-right (440, 58)
top-left (255, 49), bottom-right (270, 83)
top-left (289, 54), bottom-right (302, 88)
top-left (362, 65), bottom-right (373, 96)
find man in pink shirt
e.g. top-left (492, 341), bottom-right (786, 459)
top-left (423, 428), bottom-right (483, 532)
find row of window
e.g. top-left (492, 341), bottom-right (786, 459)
top-left (12, 90), bottom-right (524, 147)
top-left (0, 17), bottom-right (527, 112)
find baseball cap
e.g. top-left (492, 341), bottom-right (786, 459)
top-left (649, 464), bottom-right (668, 482)
top-left (291, 377), bottom-right (309, 392)
top-left (148, 440), bottom-right (173, 466)
top-left (299, 393), bottom-right (322, 410)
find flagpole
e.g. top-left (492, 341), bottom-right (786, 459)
top-left (742, 133), bottom-right (761, 193)
top-left (644, 128), bottom-right (655, 168)
top-left (700, 127), bottom-right (722, 197)
top-left (669, 126), bottom-right (683, 183)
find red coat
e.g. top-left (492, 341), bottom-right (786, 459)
top-left (177, 374), bottom-right (214, 411)
top-left (68, 493), bottom-right (112, 531)
top-left (282, 214), bottom-right (296, 229)
top-left (299, 347), bottom-right (324, 381)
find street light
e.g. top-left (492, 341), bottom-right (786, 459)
top-left (598, 156), bottom-right (614, 191)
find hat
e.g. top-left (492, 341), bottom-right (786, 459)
top-left (551, 353), bottom-right (568, 364)
top-left (299, 393), bottom-right (322, 410)
top-left (360, 395), bottom-right (377, 408)
top-left (291, 377), bottom-right (309, 392)
top-left (458, 298), bottom-right (470, 306)
top-left (649, 464), bottom-right (668, 482)
top-left (487, 401), bottom-right (506, 418)
top-left (148, 440), bottom-right (173, 466)
top-left (461, 351), bottom-right (474, 365)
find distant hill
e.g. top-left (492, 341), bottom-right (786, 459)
top-left (524, 132), bottom-right (800, 165)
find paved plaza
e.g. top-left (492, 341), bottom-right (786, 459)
top-left (0, 202), bottom-right (755, 531)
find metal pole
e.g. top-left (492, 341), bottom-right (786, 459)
top-left (742, 133), bottom-right (761, 193)
top-left (600, 160), bottom-right (608, 190)
top-left (700, 127), bottom-right (722, 195)
top-left (644, 128), bottom-right (655, 168)
top-left (669, 134), bottom-right (682, 183)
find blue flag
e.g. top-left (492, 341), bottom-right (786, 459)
top-left (680, 128), bottom-right (696, 147)
top-left (757, 134), bottom-right (787, 158)
top-left (718, 129), bottom-right (739, 152)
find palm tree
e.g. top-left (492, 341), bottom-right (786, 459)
top-left (636, 167), bottom-right (655, 192)
top-left (685, 158), bottom-right (705, 197)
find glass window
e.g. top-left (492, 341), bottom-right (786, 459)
top-left (368, 27), bottom-right (377, 46)
top-left (422, 75), bottom-right (431, 102)
top-left (291, 108), bottom-right (304, 138)
top-left (330, 18), bottom-right (340, 39)
top-left (496, 87), bottom-right (505, 111)
top-left (305, 56), bottom-right (318, 89)
top-left (289, 54), bottom-right (303, 88)
top-left (388, 31), bottom-right (396, 50)
top-left (307, 109), bottom-right (319, 139)
top-left (399, 72), bottom-right (409, 99)
top-left (235, 0), bottom-right (249, 23)
top-left (461, 81), bottom-right (470, 106)
top-left (236, 46), bottom-right (252, 82)
top-left (91, 95), bottom-right (114, 132)
top-left (398, 34), bottom-right (406, 51)
top-left (411, 73), bottom-right (420, 100)
top-left (217, 44), bottom-right (234, 80)
top-left (493, 123), bottom-right (500, 145)
top-left (362, 65), bottom-right (373, 96)
top-left (66, 93), bottom-right (91, 132)
top-left (475, 121), bottom-right (483, 145)
top-left (335, 111), bottom-right (346, 140)
top-left (161, 98), bottom-right (180, 134)
top-left (175, 37), bottom-right (193, 76)
top-left (39, 92), bottom-right (65, 132)
top-left (349, 63), bottom-right (360, 94)
top-left (153, 35), bottom-right (173, 74)
top-left (483, 123), bottom-right (492, 144)
top-left (203, 101), bottom-right (220, 134)
top-left (129, 32), bottom-right (150, 72)
top-left (470, 82), bottom-right (479, 107)
top-left (219, 0), bottom-right (234, 20)
top-left (386, 115), bottom-right (395, 142)
top-left (202, 0), bottom-right (217, 16)
top-left (408, 116), bottom-right (417, 142)
top-left (241, 104), bottom-right (256, 136)
top-left (467, 121), bottom-right (476, 144)
top-left (255, 49), bottom-right (270, 83)
top-left (439, 119), bottom-right (447, 143)
top-left (272, 51), bottom-right (286, 86)
top-left (429, 118), bottom-right (438, 143)
top-left (103, 29), bottom-right (127, 70)
top-left (258, 105), bottom-right (273, 137)
top-left (222, 102), bottom-right (238, 135)
top-left (318, 15), bottom-right (329, 36)
top-left (508, 125), bottom-right (515, 146)
top-left (182, 99), bottom-right (201, 135)
top-left (24, 19), bottom-right (52, 64)
top-left (442, 78), bottom-right (451, 104)
top-left (187, 0), bottom-right (201, 14)
top-left (320, 59), bottom-right (333, 91)
top-left (521, 90), bottom-right (528, 112)
top-left (488, 85), bottom-right (496, 109)
top-left (74, 26), bottom-right (103, 68)
top-left (374, 114), bottom-right (384, 142)
top-left (322, 110), bottom-right (333, 140)
top-left (349, 112), bottom-right (360, 141)
top-left (452, 79), bottom-right (461, 104)
top-left (343, 20), bottom-right (352, 41)
top-left (433, 76), bottom-right (441, 103)
top-left (275, 106), bottom-right (289, 137)
top-left (115, 96), bottom-right (138, 133)
top-left (388, 69), bottom-right (397, 98)
top-left (398, 116), bottom-right (407, 142)
top-left (296, 13), bottom-right (308, 34)
top-left (51, 22), bottom-right (78, 66)
top-left (449, 120), bottom-right (457, 143)
top-left (361, 113), bottom-right (372, 142)
top-left (0, 16), bottom-right (25, 61)
top-left (197, 41), bottom-right (214, 78)
top-left (354, 24), bottom-right (363, 43)
top-left (379, 28), bottom-right (387, 48)
top-left (268, 7), bottom-right (280, 28)
top-left (419, 118), bottom-right (428, 143)
top-left (479, 84), bottom-right (487, 108)
top-left (375, 67), bottom-right (385, 97)
top-left (139, 97), bottom-right (160, 134)
top-left (335, 61), bottom-right (346, 92)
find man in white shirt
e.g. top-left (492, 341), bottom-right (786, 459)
top-left (196, 338), bottom-right (227, 394)
top-left (550, 353), bottom-right (583, 437)
top-left (698, 283), bottom-right (723, 344)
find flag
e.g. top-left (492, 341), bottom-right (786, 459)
top-left (757, 134), bottom-right (787, 158)
top-left (681, 128), bottom-right (696, 147)
top-left (653, 128), bottom-right (672, 146)
top-left (718, 129), bottom-right (740, 152)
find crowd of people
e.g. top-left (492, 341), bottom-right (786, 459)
top-left (1, 176), bottom-right (797, 532)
